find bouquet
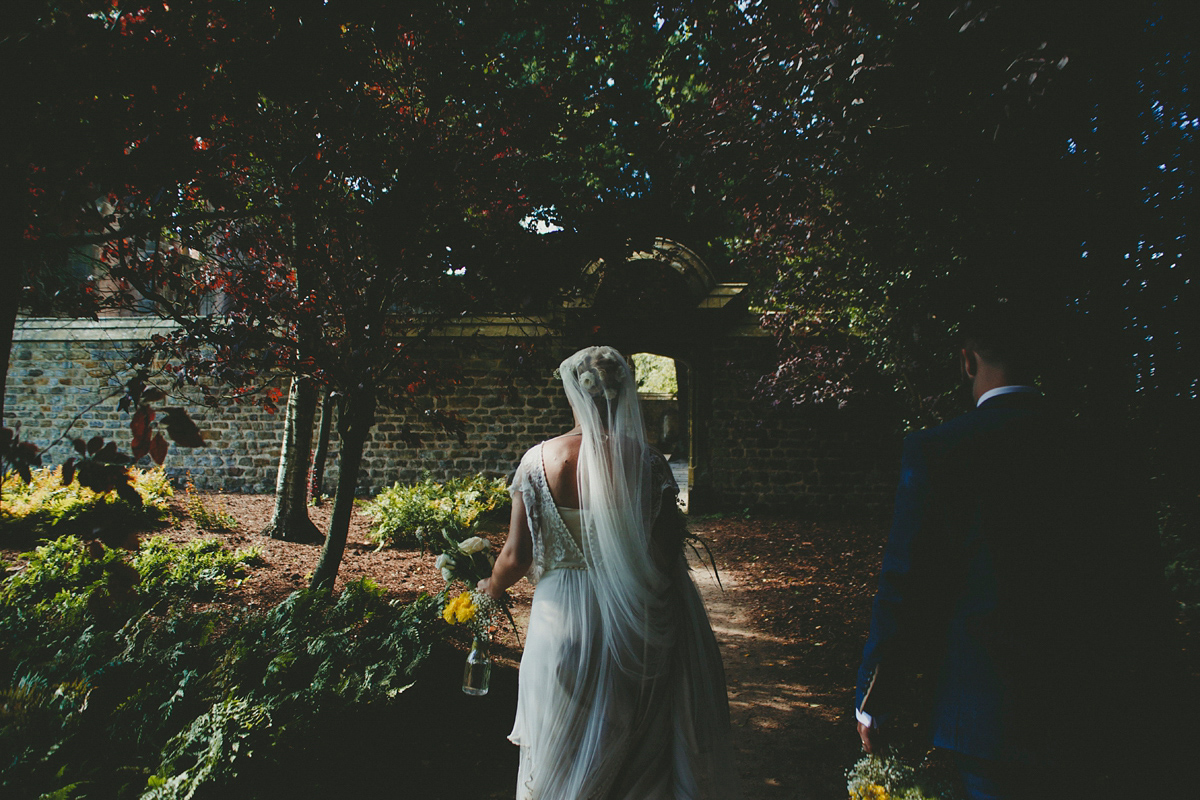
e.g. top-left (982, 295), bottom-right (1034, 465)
top-left (432, 531), bottom-right (517, 695)
top-left (846, 753), bottom-right (962, 800)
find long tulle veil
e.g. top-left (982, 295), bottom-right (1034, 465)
top-left (559, 346), bottom-right (675, 673)
top-left (536, 346), bottom-right (740, 799)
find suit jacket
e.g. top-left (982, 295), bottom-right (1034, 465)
top-left (855, 391), bottom-right (1171, 764)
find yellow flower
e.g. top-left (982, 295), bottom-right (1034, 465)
top-left (850, 784), bottom-right (889, 800)
top-left (455, 594), bottom-right (477, 624)
top-left (442, 592), bottom-right (477, 625)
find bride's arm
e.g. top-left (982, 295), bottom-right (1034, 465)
top-left (478, 492), bottom-right (533, 602)
top-left (651, 487), bottom-right (686, 572)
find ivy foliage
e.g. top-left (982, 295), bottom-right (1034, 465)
top-left (363, 472), bottom-right (509, 550)
top-left (0, 533), bottom-right (440, 799)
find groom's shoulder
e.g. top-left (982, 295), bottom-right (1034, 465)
top-left (907, 408), bottom-right (980, 448)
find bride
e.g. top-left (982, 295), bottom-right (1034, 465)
top-left (478, 346), bottom-right (741, 800)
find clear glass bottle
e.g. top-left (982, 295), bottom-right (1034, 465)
top-left (462, 636), bottom-right (491, 696)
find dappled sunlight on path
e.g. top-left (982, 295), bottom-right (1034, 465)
top-left (691, 554), bottom-right (856, 799)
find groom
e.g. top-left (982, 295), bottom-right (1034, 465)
top-left (854, 309), bottom-right (1179, 798)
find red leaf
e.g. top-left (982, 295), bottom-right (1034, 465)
top-left (17, 441), bottom-right (40, 463)
top-left (87, 436), bottom-right (105, 455)
top-left (115, 480), bottom-right (144, 508)
top-left (63, 458), bottom-right (76, 485)
top-left (105, 560), bottom-right (142, 595)
top-left (161, 408), bottom-right (206, 447)
top-left (73, 438), bottom-right (88, 455)
top-left (149, 433), bottom-right (169, 465)
top-left (130, 407), bottom-right (153, 457)
top-left (142, 388), bottom-right (167, 403)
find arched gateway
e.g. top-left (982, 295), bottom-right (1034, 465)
top-left (567, 238), bottom-right (748, 511)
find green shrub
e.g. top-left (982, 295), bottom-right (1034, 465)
top-left (363, 472), bottom-right (508, 549)
top-left (0, 534), bottom-right (260, 620)
top-left (1, 543), bottom-right (441, 800)
top-left (631, 352), bottom-right (678, 394)
top-left (181, 476), bottom-right (239, 532)
top-left (134, 536), bottom-right (263, 601)
top-left (1, 465), bottom-right (173, 538)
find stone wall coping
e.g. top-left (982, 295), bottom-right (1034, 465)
top-left (15, 312), bottom-right (771, 341)
top-left (12, 314), bottom-right (562, 342)
top-left (15, 317), bottom-right (180, 342)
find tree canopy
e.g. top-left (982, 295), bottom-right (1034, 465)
top-left (670, 0), bottom-right (1197, 424)
top-left (2, 0), bottom-right (740, 582)
top-left (4, 2), bottom-right (1196, 552)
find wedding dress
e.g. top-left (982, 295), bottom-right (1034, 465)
top-left (506, 347), bottom-right (740, 800)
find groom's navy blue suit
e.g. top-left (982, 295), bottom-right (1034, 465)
top-left (856, 390), bottom-right (1175, 788)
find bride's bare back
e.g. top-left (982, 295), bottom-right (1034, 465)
top-left (540, 431), bottom-right (582, 509)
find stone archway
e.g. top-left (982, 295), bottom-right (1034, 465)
top-left (578, 238), bottom-right (717, 317)
top-left (571, 238), bottom-right (745, 512)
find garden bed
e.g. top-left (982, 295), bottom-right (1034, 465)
top-left (3, 491), bottom-right (1196, 799)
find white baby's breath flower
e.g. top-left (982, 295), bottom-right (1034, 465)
top-left (457, 536), bottom-right (490, 555)
top-left (578, 370), bottom-right (597, 393)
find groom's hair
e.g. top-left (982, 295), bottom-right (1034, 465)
top-left (960, 301), bottom-right (1042, 382)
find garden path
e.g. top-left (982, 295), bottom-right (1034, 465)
top-left (690, 551), bottom-right (854, 799)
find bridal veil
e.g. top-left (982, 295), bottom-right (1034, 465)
top-left (507, 346), bottom-right (739, 798)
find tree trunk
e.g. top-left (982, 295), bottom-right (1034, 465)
top-left (0, 279), bottom-right (18, 428)
top-left (309, 390), bottom-right (335, 505)
top-left (310, 389), bottom-right (376, 591)
top-left (0, 282), bottom-right (19, 501)
top-left (261, 376), bottom-right (323, 543)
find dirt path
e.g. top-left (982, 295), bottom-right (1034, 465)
top-left (691, 555), bottom-right (854, 799)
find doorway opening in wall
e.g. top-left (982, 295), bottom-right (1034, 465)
top-left (630, 352), bottom-right (690, 511)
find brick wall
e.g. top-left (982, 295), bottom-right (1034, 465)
top-left (6, 318), bottom-right (902, 512)
top-left (351, 341), bottom-right (575, 493)
top-left (706, 337), bottom-right (901, 514)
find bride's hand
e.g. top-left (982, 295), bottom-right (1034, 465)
top-left (477, 577), bottom-right (505, 602)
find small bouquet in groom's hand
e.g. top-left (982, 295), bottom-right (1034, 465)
top-left (846, 751), bottom-right (962, 800)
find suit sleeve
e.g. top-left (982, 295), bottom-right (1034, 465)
top-left (856, 432), bottom-right (936, 721)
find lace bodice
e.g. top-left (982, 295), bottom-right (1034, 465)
top-left (508, 441), bottom-right (677, 584)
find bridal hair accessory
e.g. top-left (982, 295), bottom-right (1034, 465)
top-left (569, 348), bottom-right (627, 401)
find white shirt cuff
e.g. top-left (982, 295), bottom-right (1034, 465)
top-left (855, 708), bottom-right (875, 728)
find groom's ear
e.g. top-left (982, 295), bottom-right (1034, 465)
top-left (960, 348), bottom-right (978, 381)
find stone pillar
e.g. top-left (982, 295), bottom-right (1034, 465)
top-left (685, 344), bottom-right (716, 514)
